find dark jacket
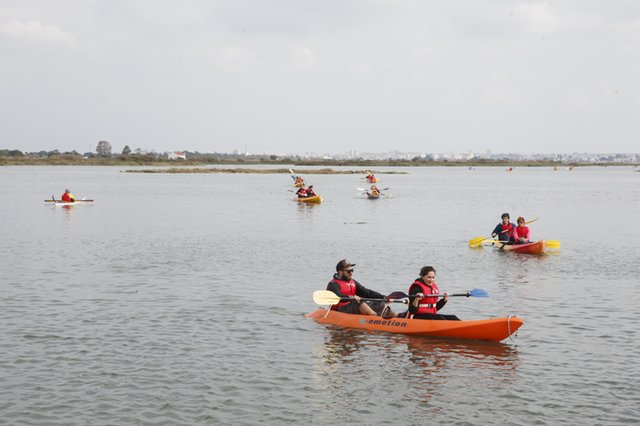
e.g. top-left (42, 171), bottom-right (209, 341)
top-left (492, 222), bottom-right (515, 242)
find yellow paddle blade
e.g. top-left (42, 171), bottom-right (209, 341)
top-left (313, 290), bottom-right (341, 305)
top-left (469, 236), bottom-right (489, 247)
top-left (526, 217), bottom-right (540, 225)
top-left (544, 240), bottom-right (561, 248)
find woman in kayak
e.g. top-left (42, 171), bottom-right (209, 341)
top-left (327, 259), bottom-right (397, 318)
top-left (513, 216), bottom-right (531, 244)
top-left (406, 266), bottom-right (459, 320)
top-left (61, 189), bottom-right (75, 202)
top-left (370, 185), bottom-right (380, 197)
top-left (491, 212), bottom-right (515, 243)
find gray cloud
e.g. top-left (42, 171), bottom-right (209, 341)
top-left (1, 0), bottom-right (639, 154)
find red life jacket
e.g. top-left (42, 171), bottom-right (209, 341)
top-left (409, 279), bottom-right (440, 315)
top-left (297, 188), bottom-right (308, 197)
top-left (61, 193), bottom-right (72, 202)
top-left (501, 223), bottom-right (515, 238)
top-left (514, 225), bottom-right (529, 241)
top-left (329, 277), bottom-right (356, 310)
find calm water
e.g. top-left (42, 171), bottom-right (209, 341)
top-left (1, 165), bottom-right (639, 425)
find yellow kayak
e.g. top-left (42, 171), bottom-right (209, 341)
top-left (296, 195), bottom-right (323, 204)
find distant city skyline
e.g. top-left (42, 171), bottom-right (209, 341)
top-left (1, 2), bottom-right (639, 155)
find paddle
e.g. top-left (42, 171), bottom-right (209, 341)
top-left (544, 240), bottom-right (560, 248)
top-left (469, 217), bottom-right (541, 247)
top-left (312, 290), bottom-right (409, 306)
top-left (386, 288), bottom-right (489, 299)
top-left (45, 199), bottom-right (94, 202)
top-left (486, 239), bottom-right (560, 249)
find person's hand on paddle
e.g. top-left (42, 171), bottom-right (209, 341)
top-left (442, 292), bottom-right (449, 302)
top-left (353, 295), bottom-right (362, 304)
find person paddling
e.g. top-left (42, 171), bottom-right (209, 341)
top-left (296, 186), bottom-right (309, 198)
top-left (369, 185), bottom-right (380, 197)
top-left (306, 185), bottom-right (316, 197)
top-left (406, 266), bottom-right (459, 320)
top-left (513, 216), bottom-right (531, 244)
top-left (61, 189), bottom-right (75, 203)
top-left (491, 212), bottom-right (515, 243)
top-left (327, 259), bottom-right (396, 318)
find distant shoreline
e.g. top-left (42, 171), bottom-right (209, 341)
top-left (123, 168), bottom-right (408, 174)
top-left (1, 156), bottom-right (638, 168)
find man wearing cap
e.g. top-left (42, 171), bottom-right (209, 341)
top-left (61, 189), bottom-right (75, 203)
top-left (327, 259), bottom-right (396, 318)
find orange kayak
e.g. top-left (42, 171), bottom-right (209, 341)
top-left (296, 195), bottom-right (322, 204)
top-left (495, 240), bottom-right (545, 254)
top-left (306, 308), bottom-right (523, 342)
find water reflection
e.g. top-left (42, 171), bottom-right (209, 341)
top-left (320, 327), bottom-right (365, 365)
top-left (296, 201), bottom-right (321, 214)
top-left (317, 327), bottom-right (520, 404)
top-left (50, 204), bottom-right (75, 221)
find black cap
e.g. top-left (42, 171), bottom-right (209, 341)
top-left (336, 259), bottom-right (355, 272)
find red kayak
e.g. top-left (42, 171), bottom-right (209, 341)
top-left (495, 240), bottom-right (545, 255)
top-left (306, 309), bottom-right (523, 342)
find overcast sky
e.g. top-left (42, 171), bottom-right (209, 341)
top-left (1, 1), bottom-right (639, 155)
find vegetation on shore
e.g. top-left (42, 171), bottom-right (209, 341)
top-left (123, 167), bottom-right (406, 174)
top-left (1, 150), bottom-right (637, 167)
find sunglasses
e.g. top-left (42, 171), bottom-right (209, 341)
top-left (343, 269), bottom-right (354, 273)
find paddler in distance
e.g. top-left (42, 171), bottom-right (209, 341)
top-left (327, 260), bottom-right (397, 318)
top-left (61, 189), bottom-right (75, 203)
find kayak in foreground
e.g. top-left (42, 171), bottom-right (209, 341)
top-left (494, 240), bottom-right (545, 255)
top-left (296, 195), bottom-right (323, 204)
top-left (306, 308), bottom-right (523, 342)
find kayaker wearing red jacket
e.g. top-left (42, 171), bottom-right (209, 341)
top-left (61, 189), bottom-right (75, 202)
top-left (407, 266), bottom-right (459, 320)
top-left (327, 259), bottom-right (396, 318)
top-left (296, 187), bottom-right (308, 198)
top-left (513, 216), bottom-right (531, 244)
top-left (491, 212), bottom-right (515, 243)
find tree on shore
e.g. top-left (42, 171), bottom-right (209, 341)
top-left (122, 145), bottom-right (131, 155)
top-left (96, 140), bottom-right (112, 156)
